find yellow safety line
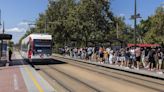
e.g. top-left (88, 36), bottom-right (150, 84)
top-left (24, 66), bottom-right (44, 92)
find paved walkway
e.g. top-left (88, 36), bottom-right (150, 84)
top-left (0, 66), bottom-right (28, 92)
top-left (0, 56), bottom-right (7, 67)
top-left (0, 51), bottom-right (55, 92)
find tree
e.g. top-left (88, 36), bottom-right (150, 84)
top-left (139, 5), bottom-right (164, 44)
top-left (20, 0), bottom-right (131, 50)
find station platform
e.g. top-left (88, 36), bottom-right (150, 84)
top-left (0, 65), bottom-right (55, 92)
top-left (53, 54), bottom-right (164, 80)
top-left (0, 52), bottom-right (55, 92)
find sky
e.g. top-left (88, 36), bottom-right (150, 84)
top-left (0, 0), bottom-right (48, 43)
top-left (111, 0), bottom-right (164, 25)
top-left (0, 0), bottom-right (163, 43)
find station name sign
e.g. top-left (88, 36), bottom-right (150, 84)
top-left (0, 34), bottom-right (12, 40)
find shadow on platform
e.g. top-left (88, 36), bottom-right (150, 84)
top-left (26, 59), bottom-right (67, 66)
top-left (0, 60), bottom-right (7, 67)
top-left (8, 59), bottom-right (28, 66)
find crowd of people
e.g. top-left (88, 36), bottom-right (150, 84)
top-left (60, 46), bottom-right (164, 74)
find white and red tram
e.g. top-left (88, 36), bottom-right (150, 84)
top-left (21, 34), bottom-right (52, 61)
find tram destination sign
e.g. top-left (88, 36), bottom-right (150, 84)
top-left (0, 34), bottom-right (12, 40)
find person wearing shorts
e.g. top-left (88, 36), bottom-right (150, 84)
top-left (104, 50), bottom-right (109, 64)
top-left (99, 47), bottom-right (104, 63)
top-left (87, 47), bottom-right (93, 61)
top-left (130, 47), bottom-right (136, 68)
top-left (148, 48), bottom-right (156, 71)
top-left (156, 49), bottom-right (163, 73)
top-left (135, 47), bottom-right (141, 70)
top-left (141, 48), bottom-right (146, 68)
top-left (109, 51), bottom-right (113, 64)
top-left (120, 49), bottom-right (126, 67)
top-left (114, 50), bottom-right (119, 65)
top-left (125, 48), bottom-right (130, 68)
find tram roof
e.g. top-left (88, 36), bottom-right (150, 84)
top-left (28, 33), bottom-right (52, 40)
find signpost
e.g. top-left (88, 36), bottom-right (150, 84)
top-left (130, 0), bottom-right (141, 48)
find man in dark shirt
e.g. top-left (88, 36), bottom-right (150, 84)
top-left (8, 47), bottom-right (13, 61)
top-left (148, 48), bottom-right (155, 71)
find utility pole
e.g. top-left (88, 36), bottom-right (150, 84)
top-left (134, 0), bottom-right (137, 47)
top-left (116, 23), bottom-right (119, 39)
top-left (2, 21), bottom-right (4, 33)
top-left (1, 22), bottom-right (4, 59)
top-left (0, 10), bottom-right (2, 59)
top-left (131, 0), bottom-right (141, 48)
top-left (0, 9), bottom-right (1, 27)
top-left (45, 16), bottom-right (47, 33)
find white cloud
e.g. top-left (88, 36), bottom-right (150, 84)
top-left (162, 5), bottom-right (164, 9)
top-left (6, 27), bottom-right (25, 33)
top-left (18, 22), bottom-right (28, 26)
top-left (5, 21), bottom-right (33, 43)
top-left (18, 21), bottom-right (35, 29)
top-left (5, 21), bottom-right (30, 33)
top-left (119, 13), bottom-right (125, 17)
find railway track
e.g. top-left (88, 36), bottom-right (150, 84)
top-left (34, 63), bottom-right (101, 92)
top-left (29, 56), bottom-right (164, 92)
top-left (39, 65), bottom-right (101, 92)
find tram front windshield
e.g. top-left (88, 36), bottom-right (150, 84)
top-left (34, 39), bottom-right (52, 54)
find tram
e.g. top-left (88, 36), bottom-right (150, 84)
top-left (21, 34), bottom-right (52, 61)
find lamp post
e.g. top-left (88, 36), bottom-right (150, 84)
top-left (131, 0), bottom-right (141, 48)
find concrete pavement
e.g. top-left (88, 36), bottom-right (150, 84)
top-left (0, 51), bottom-right (55, 92)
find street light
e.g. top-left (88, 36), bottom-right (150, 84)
top-left (130, 0), bottom-right (141, 48)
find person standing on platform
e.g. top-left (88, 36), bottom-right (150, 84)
top-left (156, 48), bottom-right (163, 74)
top-left (135, 47), bottom-right (141, 70)
top-left (125, 48), bottom-right (130, 69)
top-left (148, 48), bottom-right (156, 71)
top-left (8, 46), bottom-right (13, 61)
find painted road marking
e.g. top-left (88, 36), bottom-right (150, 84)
top-left (20, 66), bottom-right (38, 92)
top-left (13, 74), bottom-right (19, 90)
top-left (28, 66), bottom-right (56, 92)
top-left (17, 51), bottom-right (55, 92)
top-left (24, 66), bottom-right (44, 92)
